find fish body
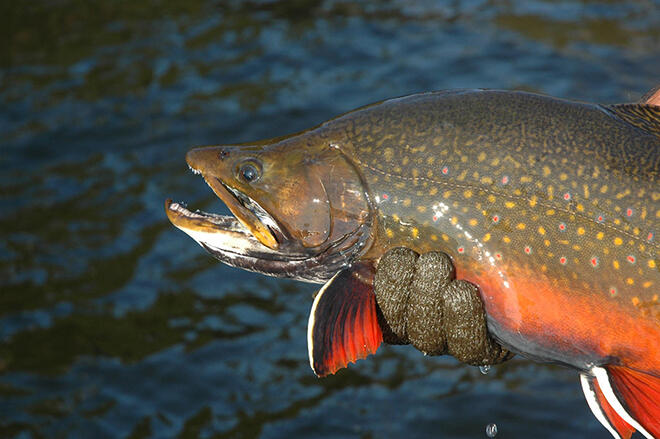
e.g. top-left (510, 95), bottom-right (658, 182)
top-left (338, 90), bottom-right (660, 374)
top-left (167, 89), bottom-right (660, 438)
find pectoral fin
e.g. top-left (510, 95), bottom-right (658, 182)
top-left (307, 262), bottom-right (383, 377)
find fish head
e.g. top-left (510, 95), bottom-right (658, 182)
top-left (166, 131), bottom-right (373, 283)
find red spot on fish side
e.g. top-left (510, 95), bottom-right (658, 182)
top-left (501, 176), bottom-right (509, 185)
top-left (559, 256), bottom-right (567, 265)
top-left (610, 287), bottom-right (617, 296)
top-left (495, 253), bottom-right (502, 260)
top-left (524, 246), bottom-right (531, 254)
top-left (626, 208), bottom-right (633, 217)
top-left (648, 232), bottom-right (655, 242)
top-left (559, 223), bottom-right (566, 231)
top-left (597, 215), bottom-right (604, 223)
top-left (492, 215), bottom-right (500, 223)
top-left (457, 247), bottom-right (465, 254)
top-left (442, 166), bottom-right (449, 175)
top-left (627, 255), bottom-right (636, 264)
top-left (432, 215), bottom-right (438, 222)
top-left (382, 194), bottom-right (389, 200)
top-left (563, 192), bottom-right (571, 201)
top-left (591, 257), bottom-right (599, 267)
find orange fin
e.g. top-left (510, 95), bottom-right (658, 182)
top-left (593, 366), bottom-right (660, 439)
top-left (307, 262), bottom-right (382, 377)
top-left (580, 373), bottom-right (634, 439)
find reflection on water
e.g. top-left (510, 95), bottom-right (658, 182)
top-left (2, 0), bottom-right (658, 437)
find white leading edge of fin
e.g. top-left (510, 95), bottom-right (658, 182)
top-left (592, 366), bottom-right (653, 439)
top-left (580, 372), bottom-right (621, 439)
top-left (306, 272), bottom-right (340, 376)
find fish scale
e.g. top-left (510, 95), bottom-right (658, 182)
top-left (336, 90), bottom-right (659, 371)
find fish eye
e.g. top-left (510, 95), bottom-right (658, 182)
top-left (237, 161), bottom-right (261, 183)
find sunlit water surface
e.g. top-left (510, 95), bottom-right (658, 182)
top-left (2, 1), bottom-right (659, 437)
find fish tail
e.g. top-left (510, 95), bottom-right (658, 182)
top-left (589, 366), bottom-right (660, 439)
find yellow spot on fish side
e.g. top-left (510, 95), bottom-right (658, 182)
top-left (577, 227), bottom-right (585, 236)
top-left (649, 260), bottom-right (656, 268)
top-left (632, 297), bottom-right (640, 306)
top-left (529, 196), bottom-right (537, 207)
top-left (444, 191), bottom-right (452, 199)
top-left (627, 278), bottom-right (634, 285)
top-left (429, 187), bottom-right (438, 196)
top-left (503, 236), bottom-right (511, 243)
top-left (596, 232), bottom-right (604, 240)
top-left (516, 223), bottom-right (526, 230)
top-left (542, 166), bottom-right (551, 177)
top-left (431, 234), bottom-right (438, 241)
top-left (600, 185), bottom-right (608, 193)
top-left (464, 190), bottom-right (473, 199)
top-left (546, 209), bottom-right (555, 216)
top-left (487, 194), bottom-right (496, 203)
top-left (412, 228), bottom-right (419, 239)
top-left (384, 148), bottom-right (394, 161)
top-left (403, 199), bottom-right (411, 207)
top-left (538, 226), bottom-right (546, 235)
top-left (643, 281), bottom-right (652, 288)
top-left (386, 229), bottom-right (394, 238)
top-left (483, 233), bottom-right (491, 242)
top-left (412, 168), bottom-right (419, 178)
top-left (478, 152), bottom-right (486, 162)
top-left (544, 239), bottom-right (550, 247)
top-left (560, 173), bottom-right (568, 181)
top-left (614, 237), bottom-right (623, 246)
top-left (442, 234), bottom-right (449, 242)
top-left (469, 218), bottom-right (478, 226)
top-left (505, 201), bottom-right (516, 209)
top-left (417, 205), bottom-right (426, 213)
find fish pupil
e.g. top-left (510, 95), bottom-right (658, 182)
top-left (240, 164), bottom-right (259, 182)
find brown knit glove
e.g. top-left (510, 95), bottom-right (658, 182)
top-left (373, 247), bottom-right (512, 366)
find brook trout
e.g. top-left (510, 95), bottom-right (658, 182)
top-left (166, 89), bottom-right (660, 438)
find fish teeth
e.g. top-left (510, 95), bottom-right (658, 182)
top-left (188, 165), bottom-right (201, 175)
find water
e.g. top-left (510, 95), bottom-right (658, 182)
top-left (2, 0), bottom-right (659, 437)
top-left (486, 423), bottom-right (498, 438)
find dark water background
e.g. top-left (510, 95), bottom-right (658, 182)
top-left (2, 1), bottom-right (659, 437)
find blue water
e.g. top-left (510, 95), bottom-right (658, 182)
top-left (2, 1), bottom-right (659, 437)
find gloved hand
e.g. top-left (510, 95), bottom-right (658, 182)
top-left (373, 247), bottom-right (512, 366)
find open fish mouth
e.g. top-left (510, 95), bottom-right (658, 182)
top-left (165, 199), bottom-right (288, 260)
top-left (165, 169), bottom-right (358, 283)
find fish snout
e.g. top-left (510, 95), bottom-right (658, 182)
top-left (185, 146), bottom-right (228, 175)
